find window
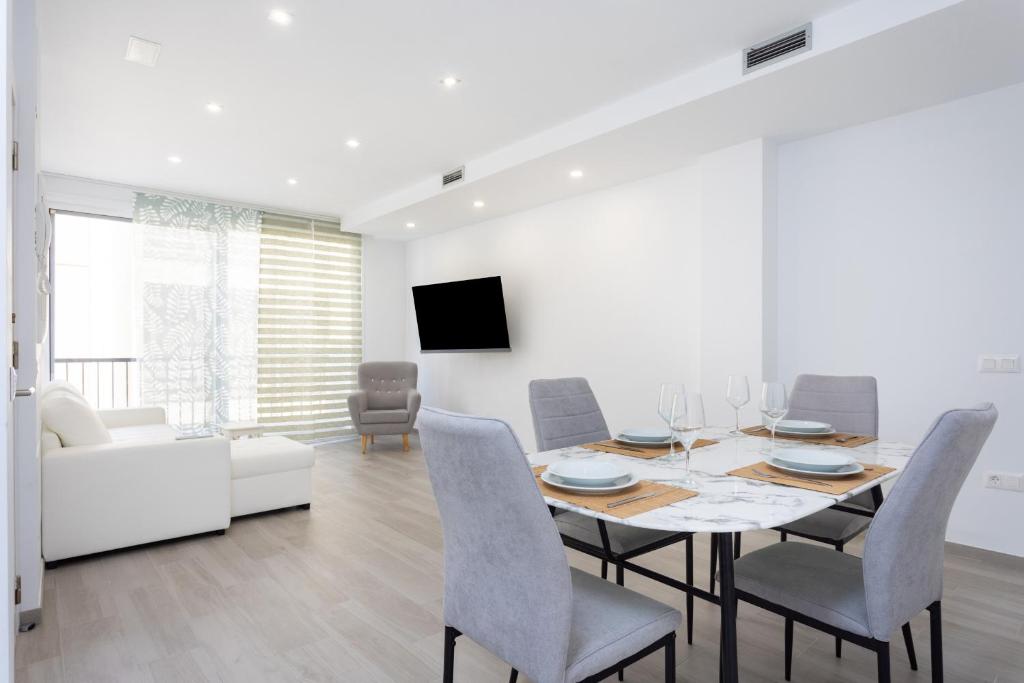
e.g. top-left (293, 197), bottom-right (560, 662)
top-left (257, 213), bottom-right (363, 442)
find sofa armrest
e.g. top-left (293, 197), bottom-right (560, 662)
top-left (347, 390), bottom-right (367, 431)
top-left (43, 436), bottom-right (231, 561)
top-left (98, 406), bottom-right (167, 428)
top-left (406, 389), bottom-right (422, 418)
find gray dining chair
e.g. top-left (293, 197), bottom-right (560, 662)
top-left (347, 361), bottom-right (421, 454)
top-left (529, 378), bottom-right (696, 646)
top-left (710, 374), bottom-right (881, 659)
top-left (418, 406), bottom-right (681, 683)
top-left (731, 403), bottom-right (997, 683)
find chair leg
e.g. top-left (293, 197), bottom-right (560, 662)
top-left (369, 433), bottom-right (375, 444)
top-left (877, 641), bottom-right (891, 683)
top-left (616, 563), bottom-right (626, 681)
top-left (902, 623), bottom-right (918, 671)
top-left (784, 617), bottom-right (793, 681)
top-left (601, 560), bottom-right (608, 580)
top-left (509, 669), bottom-right (518, 683)
top-left (733, 532), bottom-right (741, 558)
top-left (665, 632), bottom-right (676, 683)
top-left (709, 534), bottom-right (718, 594)
top-left (835, 541), bottom-right (845, 658)
top-left (361, 434), bottom-right (368, 454)
top-left (780, 530), bottom-right (787, 542)
top-left (685, 535), bottom-right (694, 644)
top-left (402, 433), bottom-right (410, 451)
top-left (443, 626), bottom-right (457, 683)
top-left (929, 601), bottom-right (943, 683)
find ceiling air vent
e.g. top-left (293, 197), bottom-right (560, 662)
top-left (442, 166), bottom-right (465, 188)
top-left (743, 23), bottom-right (811, 75)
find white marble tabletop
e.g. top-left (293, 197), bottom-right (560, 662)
top-left (529, 427), bottom-right (915, 534)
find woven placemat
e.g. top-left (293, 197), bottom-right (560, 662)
top-left (740, 426), bottom-right (876, 449)
top-left (582, 438), bottom-right (718, 460)
top-left (726, 461), bottom-right (895, 495)
top-left (533, 465), bottom-right (697, 518)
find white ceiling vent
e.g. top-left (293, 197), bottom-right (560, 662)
top-left (125, 36), bottom-right (162, 67)
top-left (743, 23), bottom-right (811, 74)
top-left (442, 166), bottom-right (465, 187)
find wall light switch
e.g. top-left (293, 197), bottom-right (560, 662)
top-left (978, 354), bottom-right (1020, 373)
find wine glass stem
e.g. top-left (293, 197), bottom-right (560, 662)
top-left (668, 428), bottom-right (676, 459)
top-left (734, 408), bottom-right (740, 433)
top-left (684, 444), bottom-right (691, 477)
top-left (770, 422), bottom-right (776, 454)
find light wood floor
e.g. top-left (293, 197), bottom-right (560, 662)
top-left (15, 436), bottom-right (1024, 682)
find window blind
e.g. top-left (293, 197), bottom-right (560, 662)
top-left (257, 213), bottom-right (362, 442)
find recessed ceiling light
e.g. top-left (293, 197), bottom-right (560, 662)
top-left (440, 75), bottom-right (461, 88)
top-left (167, 155), bottom-right (182, 164)
top-left (473, 200), bottom-right (485, 208)
top-left (405, 222), bottom-right (416, 229)
top-left (346, 139), bottom-right (360, 149)
top-left (206, 102), bottom-right (223, 114)
top-left (287, 178), bottom-right (298, 185)
top-left (268, 9), bottom-right (293, 26)
top-left (125, 36), bottom-right (161, 67)
top-left (569, 169), bottom-right (584, 179)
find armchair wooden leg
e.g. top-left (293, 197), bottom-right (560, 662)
top-left (403, 433), bottom-right (410, 451)
top-left (361, 434), bottom-right (368, 454)
top-left (370, 434), bottom-right (375, 444)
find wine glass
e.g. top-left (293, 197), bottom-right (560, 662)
top-left (760, 382), bottom-right (789, 453)
top-left (658, 383), bottom-right (686, 460)
top-left (725, 375), bottom-right (750, 435)
top-left (675, 392), bottom-right (704, 487)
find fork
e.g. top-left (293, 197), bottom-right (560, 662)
top-left (751, 468), bottom-right (834, 487)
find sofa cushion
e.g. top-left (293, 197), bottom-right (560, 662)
top-left (360, 409), bottom-right (410, 425)
top-left (40, 384), bottom-right (112, 447)
top-left (231, 436), bottom-right (316, 480)
top-left (109, 424), bottom-right (178, 444)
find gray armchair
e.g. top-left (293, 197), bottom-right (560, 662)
top-left (347, 362), bottom-right (421, 454)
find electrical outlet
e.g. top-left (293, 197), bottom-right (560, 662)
top-left (984, 471), bottom-right (1023, 491)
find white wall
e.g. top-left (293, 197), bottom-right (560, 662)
top-left (699, 140), bottom-right (770, 428)
top-left (776, 82), bottom-right (1024, 557)
top-left (405, 166), bottom-right (703, 449)
top-left (361, 236), bottom-right (407, 362)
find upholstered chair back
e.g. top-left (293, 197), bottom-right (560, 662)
top-left (787, 374), bottom-right (879, 436)
top-left (863, 403), bottom-right (996, 640)
top-left (418, 407), bottom-right (573, 683)
top-left (528, 377), bottom-right (611, 452)
top-left (358, 361), bottom-right (418, 410)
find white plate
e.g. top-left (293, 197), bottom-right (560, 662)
top-left (771, 448), bottom-right (854, 472)
top-left (614, 434), bottom-right (673, 447)
top-left (540, 470), bottom-right (641, 494)
top-left (767, 458), bottom-right (864, 479)
top-left (775, 419), bottom-right (832, 433)
top-left (619, 427), bottom-right (672, 442)
top-left (547, 460), bottom-right (629, 486)
top-left (775, 426), bottom-right (837, 438)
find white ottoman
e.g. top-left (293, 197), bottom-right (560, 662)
top-left (230, 436), bottom-right (316, 517)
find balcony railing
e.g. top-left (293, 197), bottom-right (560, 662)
top-left (53, 357), bottom-right (140, 410)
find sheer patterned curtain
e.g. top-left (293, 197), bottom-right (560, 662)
top-left (133, 193), bottom-right (260, 432)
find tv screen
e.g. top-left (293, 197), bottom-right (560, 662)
top-left (412, 276), bottom-right (511, 352)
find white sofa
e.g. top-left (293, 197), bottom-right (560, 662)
top-left (41, 387), bottom-right (231, 563)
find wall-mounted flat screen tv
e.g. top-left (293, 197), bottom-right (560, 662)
top-left (412, 276), bottom-right (511, 352)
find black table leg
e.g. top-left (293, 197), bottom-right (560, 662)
top-left (717, 533), bottom-right (738, 683)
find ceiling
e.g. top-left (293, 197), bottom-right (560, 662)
top-left (38, 0), bottom-right (859, 218)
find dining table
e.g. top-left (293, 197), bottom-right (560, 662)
top-left (528, 426), bottom-right (915, 683)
